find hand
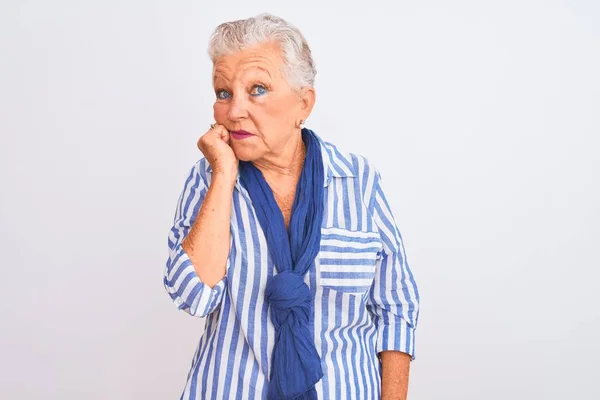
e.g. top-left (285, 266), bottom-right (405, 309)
top-left (197, 124), bottom-right (238, 183)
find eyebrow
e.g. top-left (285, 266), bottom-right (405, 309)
top-left (252, 66), bottom-right (272, 78)
top-left (212, 71), bottom-right (229, 85)
top-left (213, 64), bottom-right (273, 85)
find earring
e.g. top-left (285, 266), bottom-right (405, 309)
top-left (298, 119), bottom-right (305, 129)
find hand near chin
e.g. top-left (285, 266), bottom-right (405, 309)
top-left (197, 124), bottom-right (239, 183)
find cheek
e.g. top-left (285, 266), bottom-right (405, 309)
top-left (213, 102), bottom-right (228, 121)
top-left (258, 96), bottom-right (296, 125)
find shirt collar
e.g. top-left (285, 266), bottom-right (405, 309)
top-left (314, 133), bottom-right (355, 187)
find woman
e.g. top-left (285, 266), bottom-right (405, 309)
top-left (164, 13), bottom-right (419, 400)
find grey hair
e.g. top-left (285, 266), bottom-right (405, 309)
top-left (208, 13), bottom-right (317, 88)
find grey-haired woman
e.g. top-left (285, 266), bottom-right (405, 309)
top-left (164, 13), bottom-right (419, 400)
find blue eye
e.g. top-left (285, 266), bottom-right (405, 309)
top-left (216, 89), bottom-right (231, 99)
top-left (251, 85), bottom-right (267, 96)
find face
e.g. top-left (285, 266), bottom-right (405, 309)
top-left (212, 42), bottom-right (315, 162)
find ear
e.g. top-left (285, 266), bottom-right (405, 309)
top-left (298, 86), bottom-right (316, 122)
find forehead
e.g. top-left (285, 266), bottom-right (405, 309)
top-left (212, 43), bottom-right (285, 82)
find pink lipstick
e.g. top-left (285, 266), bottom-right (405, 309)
top-left (230, 130), bottom-right (254, 140)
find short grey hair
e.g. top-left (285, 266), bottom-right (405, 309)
top-left (208, 13), bottom-right (317, 88)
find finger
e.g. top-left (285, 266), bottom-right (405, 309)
top-left (211, 124), bottom-right (228, 139)
top-left (213, 124), bottom-right (231, 145)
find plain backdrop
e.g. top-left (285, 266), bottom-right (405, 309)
top-left (1, 1), bottom-right (599, 399)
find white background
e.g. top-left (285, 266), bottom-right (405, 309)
top-left (1, 1), bottom-right (599, 399)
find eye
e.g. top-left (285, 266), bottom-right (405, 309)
top-left (216, 89), bottom-right (231, 100)
top-left (250, 84), bottom-right (267, 96)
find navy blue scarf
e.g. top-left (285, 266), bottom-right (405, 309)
top-left (239, 128), bottom-right (324, 400)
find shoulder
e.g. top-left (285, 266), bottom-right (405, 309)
top-left (181, 157), bottom-right (212, 188)
top-left (195, 157), bottom-right (212, 177)
top-left (321, 139), bottom-right (381, 183)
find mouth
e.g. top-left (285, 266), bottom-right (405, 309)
top-left (230, 130), bottom-right (255, 140)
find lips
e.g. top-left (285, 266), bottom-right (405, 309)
top-left (230, 130), bottom-right (254, 140)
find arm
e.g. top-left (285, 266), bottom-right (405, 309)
top-left (182, 171), bottom-right (234, 288)
top-left (366, 169), bottom-right (420, 398)
top-left (380, 351), bottom-right (411, 400)
top-left (164, 161), bottom-right (233, 317)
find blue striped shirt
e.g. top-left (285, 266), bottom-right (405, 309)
top-left (164, 135), bottom-right (420, 399)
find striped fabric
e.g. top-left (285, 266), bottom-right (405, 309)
top-left (164, 135), bottom-right (420, 400)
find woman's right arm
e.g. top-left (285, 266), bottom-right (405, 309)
top-left (181, 172), bottom-right (235, 288)
top-left (164, 124), bottom-right (238, 317)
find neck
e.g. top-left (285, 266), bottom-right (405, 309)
top-left (253, 132), bottom-right (306, 181)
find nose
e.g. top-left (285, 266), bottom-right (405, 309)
top-left (227, 93), bottom-right (249, 121)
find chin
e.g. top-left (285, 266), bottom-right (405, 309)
top-left (232, 146), bottom-right (262, 162)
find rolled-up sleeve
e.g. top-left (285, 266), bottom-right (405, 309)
top-left (164, 161), bottom-right (227, 317)
top-left (367, 170), bottom-right (420, 358)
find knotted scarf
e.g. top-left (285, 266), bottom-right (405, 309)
top-left (238, 128), bottom-right (324, 400)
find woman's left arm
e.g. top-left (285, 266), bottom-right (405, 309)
top-left (380, 351), bottom-right (411, 399)
top-left (366, 168), bottom-right (420, 399)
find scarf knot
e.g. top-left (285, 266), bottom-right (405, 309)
top-left (265, 271), bottom-right (311, 329)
